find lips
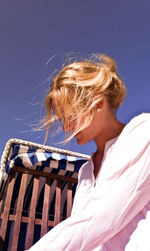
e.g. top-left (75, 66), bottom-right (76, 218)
top-left (75, 132), bottom-right (81, 138)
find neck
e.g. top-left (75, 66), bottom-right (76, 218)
top-left (94, 117), bottom-right (126, 153)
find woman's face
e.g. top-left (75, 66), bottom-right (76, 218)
top-left (55, 97), bottom-right (111, 145)
top-left (73, 110), bottom-right (105, 145)
top-left (62, 103), bottom-right (107, 145)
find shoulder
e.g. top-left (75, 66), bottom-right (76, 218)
top-left (114, 113), bottom-right (150, 163)
top-left (123, 113), bottom-right (150, 141)
top-left (107, 114), bottom-right (150, 179)
top-left (129, 112), bottom-right (150, 126)
top-left (118, 113), bottom-right (150, 158)
top-left (77, 159), bottom-right (93, 184)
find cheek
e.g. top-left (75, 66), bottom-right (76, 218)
top-left (82, 123), bottom-right (101, 141)
top-left (63, 119), bottom-right (77, 132)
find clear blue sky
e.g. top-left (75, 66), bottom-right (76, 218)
top-left (0, 0), bottom-right (150, 158)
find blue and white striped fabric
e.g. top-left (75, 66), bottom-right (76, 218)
top-left (5, 143), bottom-right (87, 176)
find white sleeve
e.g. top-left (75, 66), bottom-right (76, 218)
top-left (28, 117), bottom-right (150, 251)
top-left (71, 161), bottom-right (91, 216)
top-left (71, 167), bottom-right (83, 215)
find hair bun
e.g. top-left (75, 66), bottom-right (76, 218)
top-left (100, 54), bottom-right (117, 72)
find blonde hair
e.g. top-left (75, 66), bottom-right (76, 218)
top-left (44, 54), bottom-right (126, 143)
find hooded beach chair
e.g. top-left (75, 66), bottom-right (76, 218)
top-left (0, 139), bottom-right (90, 251)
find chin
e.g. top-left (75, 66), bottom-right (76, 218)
top-left (76, 138), bottom-right (89, 145)
top-left (77, 141), bottom-right (85, 145)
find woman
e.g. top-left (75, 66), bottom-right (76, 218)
top-left (29, 54), bottom-right (150, 250)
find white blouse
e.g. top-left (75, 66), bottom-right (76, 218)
top-left (28, 113), bottom-right (150, 251)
